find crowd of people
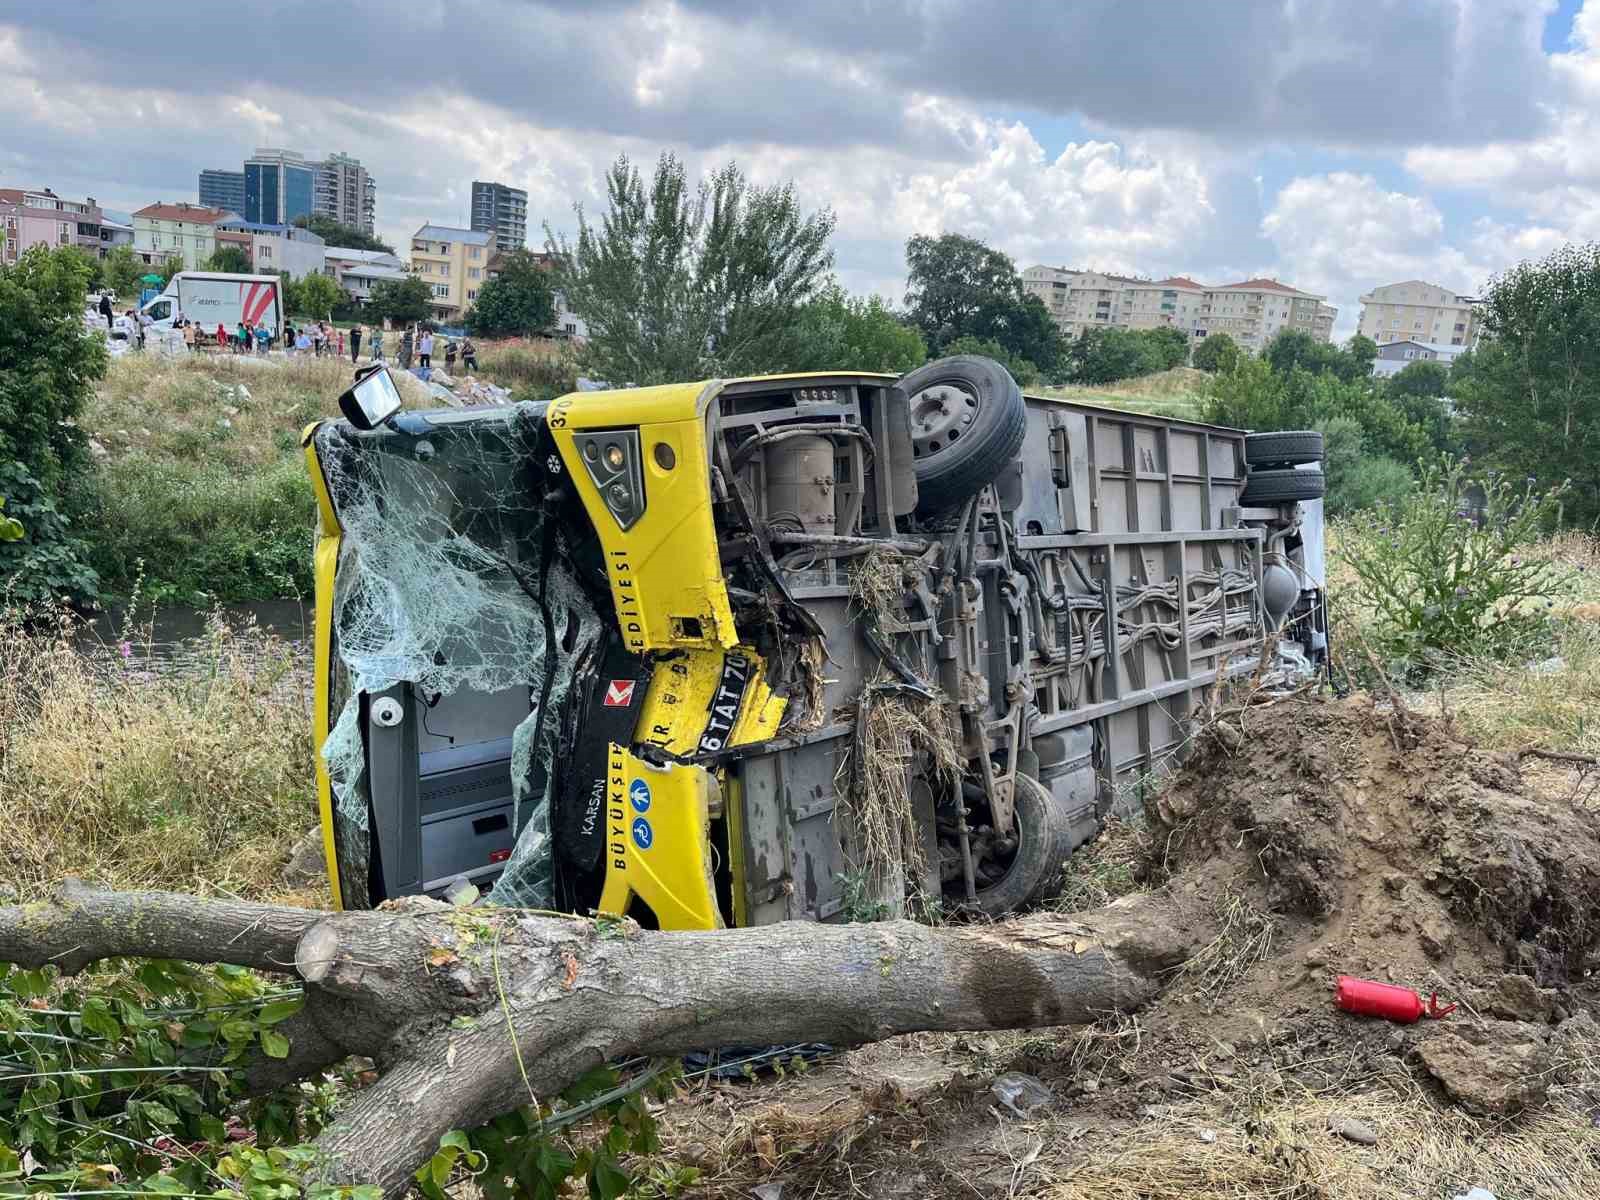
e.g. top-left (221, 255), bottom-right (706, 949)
top-left (95, 290), bottom-right (479, 370)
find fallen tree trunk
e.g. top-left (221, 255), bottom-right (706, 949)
top-left (0, 881), bottom-right (1216, 1196)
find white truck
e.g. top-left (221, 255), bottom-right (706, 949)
top-left (139, 272), bottom-right (283, 338)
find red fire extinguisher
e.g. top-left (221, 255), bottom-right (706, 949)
top-left (1335, 975), bottom-right (1457, 1023)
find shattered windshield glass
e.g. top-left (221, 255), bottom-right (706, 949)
top-left (312, 402), bottom-right (606, 908)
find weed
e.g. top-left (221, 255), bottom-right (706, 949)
top-left (0, 608), bottom-right (315, 899)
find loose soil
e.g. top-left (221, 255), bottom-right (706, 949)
top-left (656, 695), bottom-right (1600, 1198)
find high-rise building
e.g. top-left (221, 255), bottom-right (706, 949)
top-left (1022, 265), bottom-right (1337, 352)
top-left (470, 181), bottom-right (528, 253)
top-left (1356, 280), bottom-right (1480, 348)
top-left (244, 149), bottom-right (317, 227)
top-left (316, 153), bottom-right (376, 235)
top-left (198, 169), bottom-right (246, 214)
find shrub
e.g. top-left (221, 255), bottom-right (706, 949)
top-left (1192, 332), bottom-right (1240, 373)
top-left (1316, 416), bottom-right (1413, 516)
top-left (0, 461), bottom-right (100, 609)
top-left (1335, 458), bottom-right (1569, 677)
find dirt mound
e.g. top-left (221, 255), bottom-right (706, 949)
top-left (1152, 694), bottom-right (1600, 1000)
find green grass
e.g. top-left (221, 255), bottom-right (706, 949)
top-left (76, 355), bottom-right (361, 603)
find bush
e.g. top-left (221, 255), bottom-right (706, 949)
top-left (474, 340), bottom-right (581, 398)
top-left (1335, 459), bottom-right (1569, 677)
top-left (0, 461), bottom-right (100, 609)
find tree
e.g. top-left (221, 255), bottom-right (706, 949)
top-left (293, 214), bottom-right (395, 255)
top-left (943, 334), bottom-right (1040, 386)
top-left (367, 275), bottom-right (435, 326)
top-left (1345, 334), bottom-right (1378, 379)
top-left (203, 245), bottom-right (253, 274)
top-left (1143, 325), bottom-right (1190, 371)
top-left (902, 233), bottom-right (1068, 376)
top-left (0, 877), bottom-right (1215, 1197)
top-left (102, 245), bottom-right (146, 299)
top-left (782, 285), bottom-right (927, 374)
top-left (293, 271), bottom-right (345, 319)
top-left (1449, 242), bottom-right (1600, 522)
top-left (466, 249), bottom-right (556, 337)
top-left (1192, 331), bottom-right (1241, 373)
top-left (1389, 360), bottom-right (1449, 400)
top-left (553, 153), bottom-right (836, 385)
top-left (0, 246), bottom-right (106, 605)
top-left (1315, 416), bottom-right (1413, 516)
top-left (1065, 327), bottom-right (1170, 385)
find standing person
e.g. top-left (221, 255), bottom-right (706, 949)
top-left (99, 292), bottom-right (114, 329)
top-left (136, 309), bottom-right (152, 350)
top-left (399, 325), bottom-right (414, 370)
top-left (215, 322), bottom-right (228, 353)
top-left (295, 328), bottom-right (312, 356)
top-left (337, 326), bottom-right (345, 358)
top-left (350, 324), bottom-right (363, 363)
top-left (236, 320), bottom-right (250, 354)
top-left (370, 327), bottom-right (384, 363)
top-left (461, 337), bottom-right (478, 371)
top-left (444, 338), bottom-right (458, 372)
top-left (417, 327), bottom-right (434, 369)
top-left (254, 323), bottom-right (269, 354)
top-left (182, 320), bottom-right (196, 351)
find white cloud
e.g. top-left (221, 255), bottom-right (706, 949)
top-left (1261, 173), bottom-right (1492, 337)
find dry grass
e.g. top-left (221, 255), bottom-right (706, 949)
top-left (1166, 893), bottom-right (1276, 1003)
top-left (1052, 817), bottom-right (1152, 912)
top-left (1045, 1082), bottom-right (1600, 1200)
top-left (0, 609), bottom-right (317, 899)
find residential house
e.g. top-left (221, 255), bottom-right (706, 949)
top-left (325, 246), bottom-right (408, 303)
top-left (98, 210), bottom-right (135, 253)
top-left (409, 224), bottom-right (491, 320)
top-left (132, 203), bottom-right (240, 269)
top-left (214, 220), bottom-right (328, 277)
top-left (0, 187), bottom-right (105, 264)
top-left (1356, 280), bottom-right (1480, 348)
top-left (1370, 339), bottom-right (1470, 378)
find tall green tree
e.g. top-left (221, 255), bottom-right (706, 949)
top-left (293, 272), bottom-right (345, 319)
top-left (293, 214), bottom-right (395, 254)
top-left (1452, 242), bottom-right (1600, 522)
top-left (203, 245), bottom-right (253, 274)
top-left (552, 153), bottom-right (836, 385)
top-left (902, 233), bottom-right (1067, 376)
top-left (1192, 331), bottom-right (1240, 373)
top-left (367, 275), bottom-right (435, 326)
top-left (1389, 359), bottom-right (1449, 400)
top-left (466, 249), bottom-right (556, 337)
top-left (102, 245), bottom-right (146, 299)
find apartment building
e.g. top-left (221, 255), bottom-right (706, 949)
top-left (470, 181), bottom-right (528, 253)
top-left (409, 224), bottom-right (492, 320)
top-left (318, 153), bottom-right (377, 235)
top-left (214, 220), bottom-right (328, 277)
top-left (132, 203), bottom-right (241, 269)
top-left (198, 169), bottom-right (246, 214)
top-left (1370, 339), bottom-right (1471, 378)
top-left (1022, 265), bottom-right (1336, 351)
top-left (1356, 280), bottom-right (1480, 347)
top-left (0, 187), bottom-right (105, 264)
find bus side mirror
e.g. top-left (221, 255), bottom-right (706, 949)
top-left (340, 365), bottom-right (404, 431)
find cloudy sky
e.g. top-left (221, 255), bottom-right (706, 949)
top-left (5, 0), bottom-right (1596, 337)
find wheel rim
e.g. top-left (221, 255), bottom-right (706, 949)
top-left (908, 381), bottom-right (979, 461)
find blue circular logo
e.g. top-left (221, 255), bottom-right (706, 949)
top-left (629, 779), bottom-right (651, 813)
top-left (631, 817), bottom-right (653, 850)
